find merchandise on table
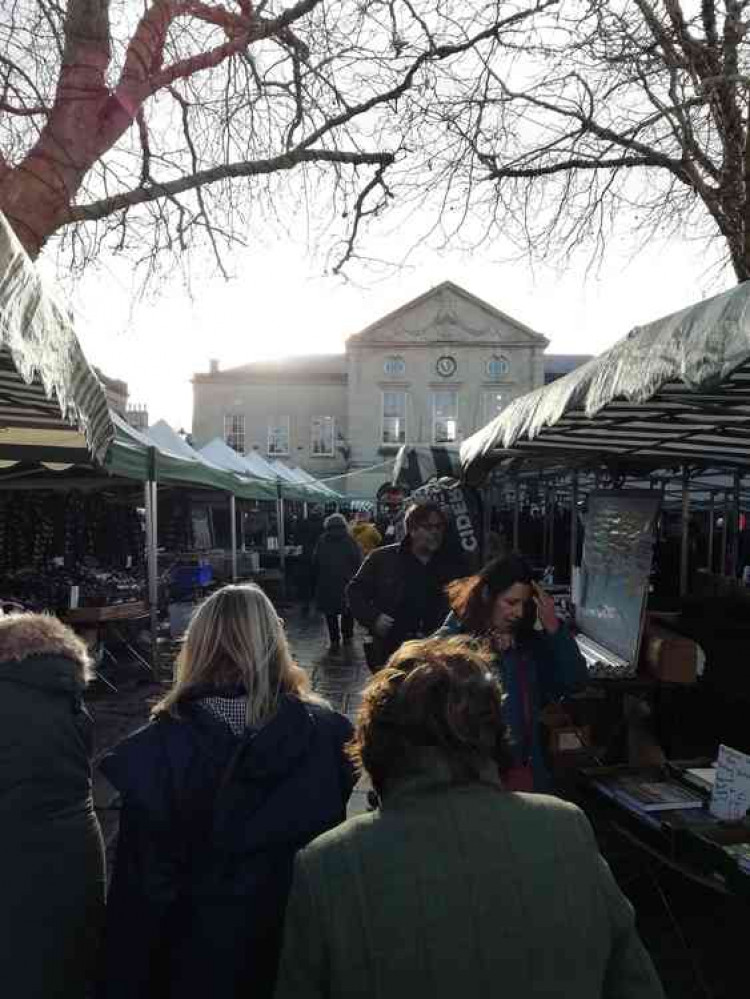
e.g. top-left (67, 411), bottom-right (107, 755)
top-left (0, 565), bottom-right (145, 614)
top-left (592, 774), bottom-right (705, 813)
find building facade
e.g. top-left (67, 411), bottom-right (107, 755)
top-left (192, 282), bottom-right (586, 499)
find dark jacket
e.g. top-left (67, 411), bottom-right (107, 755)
top-left (275, 755), bottom-right (664, 999)
top-left (312, 522), bottom-right (362, 614)
top-left (347, 540), bottom-right (466, 663)
top-left (0, 623), bottom-right (105, 999)
top-left (438, 611), bottom-right (588, 790)
top-left (99, 694), bottom-right (356, 999)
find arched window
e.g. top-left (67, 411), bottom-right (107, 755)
top-left (486, 355), bottom-right (509, 379)
top-left (383, 355), bottom-right (406, 377)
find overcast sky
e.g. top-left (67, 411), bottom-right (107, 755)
top-left (54, 225), bottom-right (731, 432)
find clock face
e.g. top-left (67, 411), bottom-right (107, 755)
top-left (436, 355), bottom-right (457, 377)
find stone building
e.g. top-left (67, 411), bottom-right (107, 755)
top-left (191, 281), bottom-right (587, 500)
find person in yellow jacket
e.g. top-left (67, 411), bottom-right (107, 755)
top-left (350, 513), bottom-right (382, 557)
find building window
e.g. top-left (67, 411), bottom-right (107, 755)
top-left (486, 355), bottom-right (510, 379)
top-left (383, 355), bottom-right (406, 377)
top-left (382, 391), bottom-right (407, 445)
top-left (224, 414), bottom-right (245, 453)
top-left (482, 391), bottom-right (504, 426)
top-left (267, 416), bottom-right (290, 455)
top-left (433, 391), bottom-right (458, 444)
top-left (311, 416), bottom-right (335, 456)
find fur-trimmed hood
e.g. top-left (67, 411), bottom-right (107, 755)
top-left (0, 613), bottom-right (91, 689)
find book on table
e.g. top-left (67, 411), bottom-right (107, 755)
top-left (594, 775), bottom-right (705, 814)
top-left (722, 842), bottom-right (750, 874)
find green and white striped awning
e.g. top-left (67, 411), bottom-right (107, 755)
top-left (0, 212), bottom-right (113, 464)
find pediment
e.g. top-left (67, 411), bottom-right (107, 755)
top-left (347, 282), bottom-right (548, 347)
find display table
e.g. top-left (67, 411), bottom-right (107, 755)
top-left (63, 600), bottom-right (149, 624)
top-left (63, 601), bottom-right (152, 687)
top-left (579, 765), bottom-right (750, 900)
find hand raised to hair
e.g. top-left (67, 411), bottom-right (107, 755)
top-left (533, 582), bottom-right (559, 635)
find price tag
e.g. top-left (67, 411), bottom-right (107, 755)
top-left (710, 745), bottom-right (750, 822)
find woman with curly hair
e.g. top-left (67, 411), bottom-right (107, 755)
top-left (275, 636), bottom-right (663, 999)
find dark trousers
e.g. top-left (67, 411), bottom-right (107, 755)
top-left (325, 611), bottom-right (354, 644)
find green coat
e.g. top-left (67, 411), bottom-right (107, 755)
top-left (0, 647), bottom-right (105, 999)
top-left (275, 758), bottom-right (664, 999)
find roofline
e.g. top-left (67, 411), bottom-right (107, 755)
top-left (346, 280), bottom-right (549, 346)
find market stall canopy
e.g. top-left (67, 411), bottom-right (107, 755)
top-left (268, 459), bottom-right (330, 501)
top-left (104, 416), bottom-right (275, 500)
top-left (147, 420), bottom-right (205, 462)
top-left (278, 462), bottom-right (342, 500)
top-left (393, 444), bottom-right (463, 489)
top-left (461, 282), bottom-right (750, 482)
top-left (0, 212), bottom-right (113, 464)
top-left (199, 438), bottom-right (309, 499)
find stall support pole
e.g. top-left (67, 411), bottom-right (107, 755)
top-left (512, 480), bottom-right (520, 552)
top-left (547, 487), bottom-right (555, 575)
top-left (570, 472), bottom-right (579, 584)
top-left (707, 492), bottom-right (716, 572)
top-left (720, 493), bottom-right (729, 575)
top-left (229, 494), bottom-right (237, 582)
top-left (277, 480), bottom-right (287, 601)
top-left (679, 467), bottom-right (690, 598)
top-left (145, 475), bottom-right (158, 674)
top-left (731, 470), bottom-right (742, 578)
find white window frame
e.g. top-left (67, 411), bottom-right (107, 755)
top-left (311, 415), bottom-right (335, 456)
top-left (381, 391), bottom-right (407, 445)
top-left (486, 355), bottom-right (510, 379)
top-left (223, 413), bottom-right (245, 454)
top-left (267, 416), bottom-right (290, 456)
top-left (432, 390), bottom-right (459, 444)
top-left (482, 390), bottom-right (504, 427)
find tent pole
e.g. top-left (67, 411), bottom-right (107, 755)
top-left (707, 492), bottom-right (715, 572)
top-left (570, 471), bottom-right (579, 585)
top-left (679, 467), bottom-right (690, 598)
top-left (731, 470), bottom-right (742, 578)
top-left (145, 478), bottom-right (158, 673)
top-left (512, 479), bottom-right (520, 552)
top-left (229, 493), bottom-right (237, 582)
top-left (720, 492), bottom-right (729, 576)
top-left (484, 485), bottom-right (492, 564)
top-left (548, 486), bottom-right (555, 575)
top-left (277, 480), bottom-right (287, 602)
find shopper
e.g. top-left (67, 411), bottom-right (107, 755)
top-left (99, 584), bottom-right (356, 999)
top-left (350, 512), bottom-right (382, 557)
top-left (347, 502), bottom-right (466, 671)
top-left (295, 507), bottom-right (324, 615)
top-left (312, 513), bottom-right (362, 649)
top-left (275, 636), bottom-right (664, 999)
top-left (439, 554), bottom-right (588, 791)
top-left (0, 613), bottom-right (105, 999)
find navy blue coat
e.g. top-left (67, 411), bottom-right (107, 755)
top-left (98, 694), bottom-right (355, 999)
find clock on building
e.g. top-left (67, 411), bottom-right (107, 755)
top-left (436, 355), bottom-right (457, 377)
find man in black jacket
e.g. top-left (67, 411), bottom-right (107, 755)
top-left (347, 502), bottom-right (466, 671)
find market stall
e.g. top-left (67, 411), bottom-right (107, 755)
top-left (457, 282), bottom-right (750, 944)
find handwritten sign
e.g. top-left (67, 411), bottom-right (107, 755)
top-left (709, 745), bottom-right (750, 822)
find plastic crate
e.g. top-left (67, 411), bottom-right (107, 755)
top-left (171, 563), bottom-right (213, 589)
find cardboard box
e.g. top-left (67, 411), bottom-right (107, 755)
top-left (643, 621), bottom-right (700, 684)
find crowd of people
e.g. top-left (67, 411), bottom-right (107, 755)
top-left (0, 501), bottom-right (665, 998)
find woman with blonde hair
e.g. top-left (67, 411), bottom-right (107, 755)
top-left (0, 612), bottom-right (105, 999)
top-left (99, 584), bottom-right (355, 999)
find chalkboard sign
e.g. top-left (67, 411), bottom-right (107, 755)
top-left (576, 491), bottom-right (661, 666)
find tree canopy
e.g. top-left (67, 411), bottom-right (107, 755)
top-left (0, 0), bottom-right (545, 281)
top-left (431, 1), bottom-right (750, 281)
